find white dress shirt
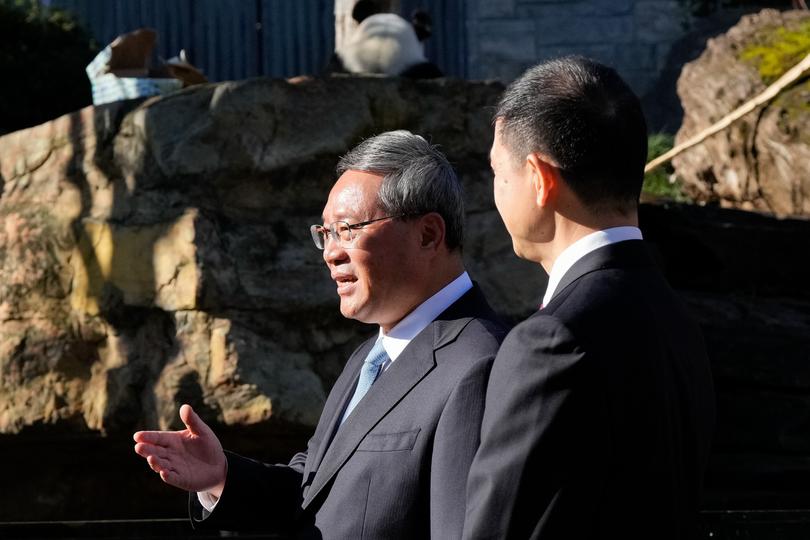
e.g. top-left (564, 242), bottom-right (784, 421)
top-left (199, 271), bottom-right (473, 511)
top-left (541, 226), bottom-right (642, 308)
top-left (378, 270), bottom-right (472, 364)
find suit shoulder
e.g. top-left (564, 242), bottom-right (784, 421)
top-left (459, 314), bottom-right (510, 347)
top-left (509, 310), bottom-right (571, 336)
top-left (547, 264), bottom-right (700, 339)
top-left (499, 311), bottom-right (579, 358)
top-left (435, 315), bottom-right (507, 376)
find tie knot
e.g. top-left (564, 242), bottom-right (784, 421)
top-left (364, 340), bottom-right (388, 368)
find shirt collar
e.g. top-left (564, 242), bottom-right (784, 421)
top-left (379, 271), bottom-right (473, 361)
top-left (541, 226), bottom-right (642, 307)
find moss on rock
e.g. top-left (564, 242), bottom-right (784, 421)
top-left (739, 18), bottom-right (810, 84)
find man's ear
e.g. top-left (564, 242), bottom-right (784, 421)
top-left (526, 153), bottom-right (560, 208)
top-left (418, 212), bottom-right (446, 251)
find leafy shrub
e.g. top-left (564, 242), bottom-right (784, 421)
top-left (642, 133), bottom-right (690, 202)
top-left (0, 0), bottom-right (98, 134)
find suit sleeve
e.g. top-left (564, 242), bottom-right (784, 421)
top-left (462, 315), bottom-right (587, 540)
top-left (429, 334), bottom-right (498, 539)
top-left (188, 449), bottom-right (307, 534)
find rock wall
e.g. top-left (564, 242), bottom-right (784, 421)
top-left (673, 9), bottom-right (810, 217)
top-left (0, 76), bottom-right (547, 437)
top-left (466, 0), bottom-right (690, 96)
top-left (1, 76), bottom-right (809, 520)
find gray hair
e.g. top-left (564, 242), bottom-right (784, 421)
top-left (337, 130), bottom-right (464, 251)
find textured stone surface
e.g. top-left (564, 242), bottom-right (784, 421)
top-left (467, 0), bottom-right (689, 98)
top-left (673, 9), bottom-right (810, 217)
top-left (0, 76), bottom-right (541, 441)
top-left (533, 15), bottom-right (635, 45)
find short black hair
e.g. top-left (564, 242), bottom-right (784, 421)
top-left (496, 56), bottom-right (648, 214)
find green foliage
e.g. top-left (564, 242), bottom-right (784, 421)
top-left (642, 133), bottom-right (690, 202)
top-left (740, 19), bottom-right (810, 84)
top-left (0, 0), bottom-right (98, 133)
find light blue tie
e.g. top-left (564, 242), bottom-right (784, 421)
top-left (340, 339), bottom-right (389, 424)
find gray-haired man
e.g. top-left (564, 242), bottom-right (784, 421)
top-left (134, 130), bottom-right (507, 539)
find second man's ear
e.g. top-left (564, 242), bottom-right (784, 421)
top-left (525, 153), bottom-right (560, 208)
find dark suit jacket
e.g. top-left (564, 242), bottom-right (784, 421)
top-left (191, 285), bottom-right (507, 539)
top-left (463, 240), bottom-right (715, 539)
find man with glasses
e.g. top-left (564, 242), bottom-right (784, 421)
top-left (133, 130), bottom-right (507, 539)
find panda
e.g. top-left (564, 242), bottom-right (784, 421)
top-left (326, 10), bottom-right (442, 79)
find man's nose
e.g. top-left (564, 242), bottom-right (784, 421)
top-left (322, 235), bottom-right (348, 265)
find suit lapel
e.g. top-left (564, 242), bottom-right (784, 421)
top-left (302, 285), bottom-right (491, 510)
top-left (550, 240), bottom-right (654, 306)
top-left (302, 330), bottom-right (436, 509)
top-left (305, 341), bottom-right (372, 481)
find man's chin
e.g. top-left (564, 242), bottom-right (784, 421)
top-left (511, 238), bottom-right (545, 265)
top-left (511, 239), bottom-right (529, 260)
top-left (339, 302), bottom-right (365, 322)
top-left (341, 308), bottom-right (382, 329)
top-left (339, 304), bottom-right (353, 320)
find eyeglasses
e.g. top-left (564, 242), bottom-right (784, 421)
top-left (310, 215), bottom-right (405, 250)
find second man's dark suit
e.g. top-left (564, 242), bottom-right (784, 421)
top-left (191, 285), bottom-right (507, 539)
top-left (464, 240), bottom-right (715, 539)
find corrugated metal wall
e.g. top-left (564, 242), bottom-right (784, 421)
top-left (399, 0), bottom-right (467, 78)
top-left (49, 0), bottom-right (336, 80)
top-left (49, 0), bottom-right (466, 81)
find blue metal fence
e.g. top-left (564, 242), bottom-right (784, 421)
top-left (400, 0), bottom-right (467, 78)
top-left (49, 0), bottom-right (336, 81)
top-left (48, 0), bottom-right (466, 81)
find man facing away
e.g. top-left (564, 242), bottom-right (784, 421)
top-left (133, 130), bottom-right (507, 539)
top-left (463, 57), bottom-right (716, 539)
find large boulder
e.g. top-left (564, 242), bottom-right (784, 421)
top-left (673, 9), bottom-right (810, 217)
top-left (0, 76), bottom-right (545, 444)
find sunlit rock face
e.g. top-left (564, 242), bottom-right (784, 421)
top-left (0, 76), bottom-right (541, 442)
top-left (673, 9), bottom-right (810, 217)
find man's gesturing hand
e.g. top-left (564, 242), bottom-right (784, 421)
top-left (133, 404), bottom-right (227, 497)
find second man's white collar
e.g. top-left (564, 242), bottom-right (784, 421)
top-left (542, 226), bottom-right (642, 307)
